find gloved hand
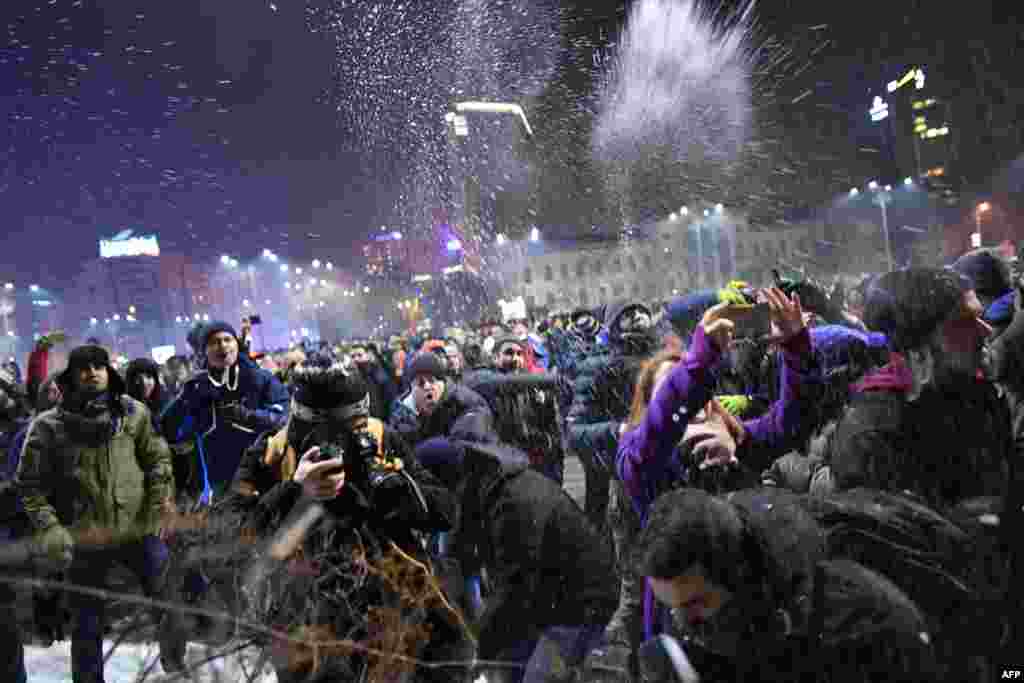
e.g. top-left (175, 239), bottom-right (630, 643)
top-left (581, 643), bottom-right (633, 683)
top-left (217, 402), bottom-right (252, 426)
top-left (31, 525), bottom-right (73, 573)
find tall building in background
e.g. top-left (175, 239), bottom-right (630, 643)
top-left (872, 66), bottom-right (957, 204)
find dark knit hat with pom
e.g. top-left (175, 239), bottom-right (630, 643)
top-left (863, 268), bottom-right (971, 352)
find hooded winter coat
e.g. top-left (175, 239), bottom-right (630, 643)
top-left (450, 441), bottom-right (618, 659)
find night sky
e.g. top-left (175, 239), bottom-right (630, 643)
top-left (3, 0), bottom-right (1023, 291)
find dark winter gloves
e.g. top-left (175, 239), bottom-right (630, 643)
top-left (217, 401), bottom-right (253, 427)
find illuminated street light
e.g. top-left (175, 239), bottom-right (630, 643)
top-left (194, 314), bottom-right (200, 321)
top-left (280, 264), bottom-right (288, 273)
top-left (868, 180), bottom-right (879, 190)
top-left (363, 286), bottom-right (370, 293)
top-left (319, 279), bottom-right (327, 286)
top-left (904, 177), bottom-right (914, 186)
top-left (91, 317), bottom-right (99, 325)
top-left (265, 299), bottom-right (271, 305)
top-left (681, 207), bottom-right (689, 215)
top-left (113, 314), bottom-right (121, 321)
top-left (296, 268), bottom-right (303, 275)
top-left (703, 209), bottom-right (710, 217)
top-left (128, 305), bottom-right (136, 314)
top-left (884, 185), bottom-right (892, 192)
top-left (976, 202), bottom-right (993, 245)
top-left (312, 259), bottom-right (321, 269)
top-left (392, 232), bottom-right (403, 240)
top-left (220, 255), bottom-right (231, 265)
top-left (3, 283), bottom-right (12, 290)
top-left (243, 299), bottom-right (250, 307)
top-left (29, 285), bottom-right (39, 293)
top-left (284, 282), bottom-right (291, 289)
top-left (496, 233), bottom-right (507, 245)
top-left (715, 203), bottom-right (724, 213)
top-left (530, 227), bottom-right (540, 242)
top-left (262, 248), bottom-right (273, 258)
top-left (849, 188), bottom-right (860, 197)
top-left (669, 212), bottom-right (678, 221)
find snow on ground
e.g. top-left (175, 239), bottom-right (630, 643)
top-left (26, 640), bottom-right (277, 682)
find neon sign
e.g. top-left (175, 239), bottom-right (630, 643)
top-left (869, 96), bottom-right (889, 122)
top-left (100, 234), bottom-right (160, 258)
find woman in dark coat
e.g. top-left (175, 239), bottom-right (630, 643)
top-left (125, 358), bottom-right (169, 430)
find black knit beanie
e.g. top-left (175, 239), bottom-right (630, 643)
top-left (863, 268), bottom-right (971, 352)
top-left (202, 320), bottom-right (239, 347)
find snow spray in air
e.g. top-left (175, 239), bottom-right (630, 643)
top-left (592, 0), bottom-right (757, 210)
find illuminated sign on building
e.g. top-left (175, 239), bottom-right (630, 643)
top-left (887, 67), bottom-right (924, 93)
top-left (100, 234), bottom-right (160, 258)
top-left (869, 96), bottom-right (889, 122)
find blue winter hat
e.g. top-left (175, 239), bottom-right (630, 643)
top-left (666, 289), bottom-right (720, 337)
top-left (202, 320), bottom-right (239, 347)
top-left (810, 325), bottom-right (888, 373)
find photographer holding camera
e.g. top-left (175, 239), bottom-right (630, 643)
top-left (218, 355), bottom-right (461, 682)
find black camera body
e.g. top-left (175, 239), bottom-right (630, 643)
top-left (311, 432), bottom-right (392, 490)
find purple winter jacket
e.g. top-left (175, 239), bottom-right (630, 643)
top-left (616, 324), bottom-right (817, 639)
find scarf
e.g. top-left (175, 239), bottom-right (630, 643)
top-left (62, 392), bottom-right (117, 447)
top-left (851, 353), bottom-right (913, 394)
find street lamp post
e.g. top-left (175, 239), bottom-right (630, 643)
top-left (877, 192), bottom-right (894, 272)
top-left (975, 202), bottom-right (991, 246)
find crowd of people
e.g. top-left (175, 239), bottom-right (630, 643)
top-left (0, 247), bottom-right (1022, 682)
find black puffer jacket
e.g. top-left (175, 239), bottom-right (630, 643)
top-left (825, 379), bottom-right (1011, 510)
top-left (453, 441), bottom-right (618, 658)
